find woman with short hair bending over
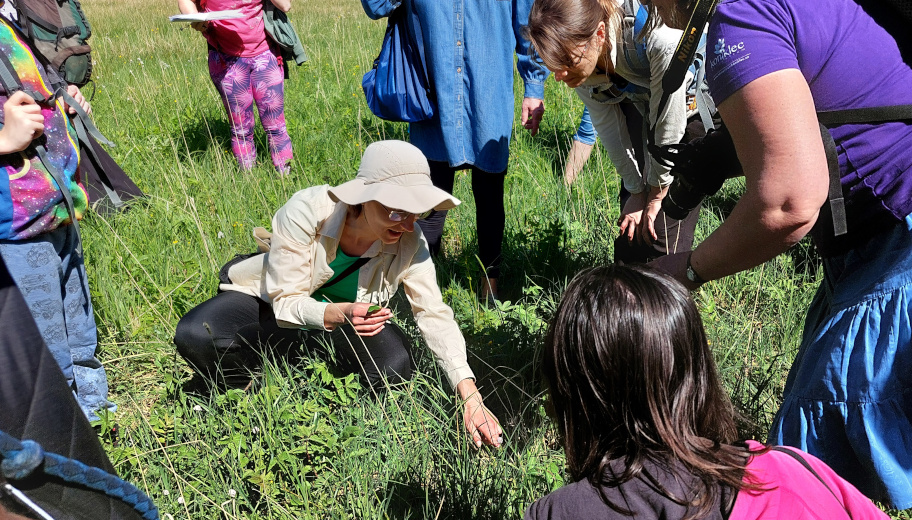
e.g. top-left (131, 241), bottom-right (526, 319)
top-left (525, 265), bottom-right (886, 519)
top-left (174, 140), bottom-right (502, 448)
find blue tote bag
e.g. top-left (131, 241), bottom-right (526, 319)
top-left (361, 5), bottom-right (435, 122)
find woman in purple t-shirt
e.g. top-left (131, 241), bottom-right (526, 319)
top-left (647, 0), bottom-right (912, 509)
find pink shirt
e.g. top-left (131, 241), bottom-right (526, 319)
top-left (733, 441), bottom-right (888, 519)
top-left (201, 0), bottom-right (269, 57)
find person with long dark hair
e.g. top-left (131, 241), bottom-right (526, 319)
top-left (525, 265), bottom-right (886, 519)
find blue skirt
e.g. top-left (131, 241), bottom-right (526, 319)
top-left (769, 214), bottom-right (912, 509)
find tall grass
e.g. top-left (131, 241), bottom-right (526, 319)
top-left (75, 0), bottom-right (904, 518)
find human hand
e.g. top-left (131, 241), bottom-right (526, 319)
top-left (457, 379), bottom-right (503, 448)
top-left (343, 302), bottom-right (392, 336)
top-left (640, 199), bottom-right (662, 244)
top-left (638, 185), bottom-right (668, 244)
top-left (64, 85), bottom-right (91, 116)
top-left (520, 97), bottom-right (545, 137)
top-left (618, 190), bottom-right (646, 244)
top-left (0, 91), bottom-right (44, 154)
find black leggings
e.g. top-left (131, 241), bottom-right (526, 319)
top-left (174, 291), bottom-right (414, 391)
top-left (418, 161), bottom-right (506, 279)
top-left (613, 102), bottom-right (701, 263)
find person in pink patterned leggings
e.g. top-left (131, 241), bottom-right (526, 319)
top-left (177, 0), bottom-right (293, 175)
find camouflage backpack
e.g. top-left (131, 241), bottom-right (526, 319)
top-left (14, 0), bottom-right (93, 87)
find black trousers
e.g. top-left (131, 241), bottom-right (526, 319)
top-left (613, 102), bottom-right (701, 263)
top-left (418, 161), bottom-right (507, 279)
top-left (174, 291), bottom-right (415, 391)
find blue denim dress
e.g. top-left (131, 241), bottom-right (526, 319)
top-left (360, 0), bottom-right (548, 173)
top-left (770, 214), bottom-right (912, 509)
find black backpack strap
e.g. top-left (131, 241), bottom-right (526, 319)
top-left (57, 87), bottom-right (122, 209)
top-left (647, 0), bottom-right (719, 153)
top-left (771, 446), bottom-right (853, 520)
top-left (35, 143), bottom-right (82, 254)
top-left (319, 257), bottom-right (370, 290)
top-left (55, 86), bottom-right (113, 146)
top-left (819, 124), bottom-right (848, 237)
top-left (814, 104), bottom-right (912, 237)
top-left (817, 104), bottom-right (912, 126)
top-left (0, 52), bottom-right (23, 95)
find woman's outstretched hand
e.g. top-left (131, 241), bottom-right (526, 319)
top-left (457, 379), bottom-right (503, 448)
top-left (638, 184), bottom-right (669, 245)
top-left (618, 190), bottom-right (646, 243)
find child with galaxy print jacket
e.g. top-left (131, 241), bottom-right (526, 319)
top-left (0, 9), bottom-right (114, 422)
top-left (177, 0), bottom-right (294, 175)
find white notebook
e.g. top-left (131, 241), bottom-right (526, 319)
top-left (169, 10), bottom-right (244, 23)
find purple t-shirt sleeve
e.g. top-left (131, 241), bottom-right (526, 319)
top-left (706, 0), bottom-right (799, 105)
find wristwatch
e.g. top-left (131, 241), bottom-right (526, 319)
top-left (685, 252), bottom-right (708, 286)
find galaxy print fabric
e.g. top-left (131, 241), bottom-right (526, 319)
top-left (0, 19), bottom-right (87, 240)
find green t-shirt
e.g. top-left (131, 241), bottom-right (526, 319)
top-left (311, 249), bottom-right (362, 304)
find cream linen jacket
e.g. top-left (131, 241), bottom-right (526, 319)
top-left (220, 185), bottom-right (474, 389)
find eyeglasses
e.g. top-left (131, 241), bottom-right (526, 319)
top-left (379, 203), bottom-right (433, 222)
top-left (569, 37), bottom-right (594, 67)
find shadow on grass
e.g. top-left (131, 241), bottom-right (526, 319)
top-left (434, 215), bottom-right (608, 302)
top-left (175, 115), bottom-right (295, 167)
top-left (175, 115), bottom-right (232, 155)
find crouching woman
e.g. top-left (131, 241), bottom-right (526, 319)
top-left (174, 140), bottom-right (502, 448)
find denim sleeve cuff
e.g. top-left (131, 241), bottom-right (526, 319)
top-left (573, 134), bottom-right (597, 147)
top-left (523, 81), bottom-right (545, 100)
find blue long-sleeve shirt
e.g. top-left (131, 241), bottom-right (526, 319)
top-left (361, 0), bottom-right (549, 173)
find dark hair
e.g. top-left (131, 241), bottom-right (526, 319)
top-left (524, 0), bottom-right (620, 72)
top-left (544, 265), bottom-right (749, 518)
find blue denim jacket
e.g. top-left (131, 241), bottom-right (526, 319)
top-left (361, 0), bottom-right (548, 173)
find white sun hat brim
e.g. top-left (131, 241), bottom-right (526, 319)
top-left (328, 140), bottom-right (460, 213)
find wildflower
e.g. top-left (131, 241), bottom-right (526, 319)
top-left (217, 231), bottom-right (225, 239)
top-left (228, 489), bottom-right (237, 499)
top-left (162, 490), bottom-right (170, 496)
top-left (193, 404), bottom-right (203, 412)
top-left (177, 496), bottom-right (185, 505)
top-left (252, 426), bottom-right (260, 435)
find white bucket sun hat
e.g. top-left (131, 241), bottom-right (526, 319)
top-left (328, 140), bottom-right (461, 213)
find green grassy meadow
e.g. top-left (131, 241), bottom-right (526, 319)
top-left (73, 0), bottom-right (904, 518)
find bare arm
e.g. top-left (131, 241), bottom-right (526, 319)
top-left (268, 0), bottom-right (291, 13)
top-left (176, 0), bottom-right (199, 15)
top-left (651, 69), bottom-right (829, 286)
top-left (690, 69), bottom-right (829, 280)
top-left (177, 0), bottom-right (209, 32)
